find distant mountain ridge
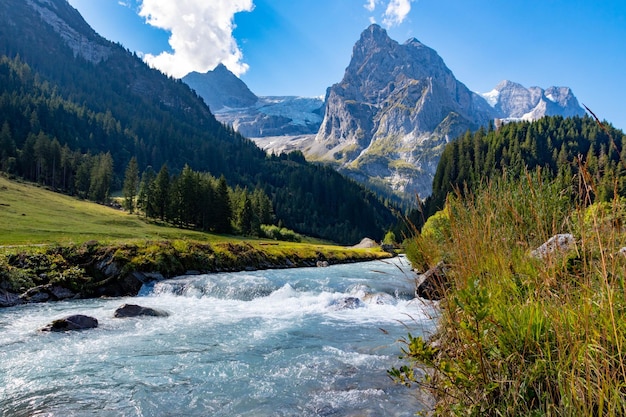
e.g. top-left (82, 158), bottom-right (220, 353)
top-left (185, 25), bottom-right (585, 201)
top-left (483, 80), bottom-right (584, 122)
top-left (183, 68), bottom-right (324, 138)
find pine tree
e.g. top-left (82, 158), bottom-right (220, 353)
top-left (137, 165), bottom-right (156, 217)
top-left (153, 164), bottom-right (170, 221)
top-left (237, 191), bottom-right (254, 236)
top-left (214, 175), bottom-right (232, 233)
top-left (88, 152), bottom-right (113, 203)
top-left (122, 156), bottom-right (139, 213)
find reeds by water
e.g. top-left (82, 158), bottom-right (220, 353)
top-left (396, 167), bottom-right (626, 416)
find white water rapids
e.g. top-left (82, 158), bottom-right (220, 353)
top-left (0, 256), bottom-right (438, 416)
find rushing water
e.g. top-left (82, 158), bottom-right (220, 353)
top-left (0, 256), bottom-right (438, 416)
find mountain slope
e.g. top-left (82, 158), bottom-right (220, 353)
top-left (0, 0), bottom-right (396, 244)
top-left (183, 64), bottom-right (258, 112)
top-left (423, 115), bottom-right (626, 219)
top-left (196, 25), bottom-right (584, 204)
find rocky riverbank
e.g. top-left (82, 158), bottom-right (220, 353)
top-left (0, 239), bottom-right (392, 308)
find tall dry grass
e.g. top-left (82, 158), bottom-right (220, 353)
top-left (394, 168), bottom-right (626, 416)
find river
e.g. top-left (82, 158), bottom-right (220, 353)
top-left (0, 256), bottom-right (438, 416)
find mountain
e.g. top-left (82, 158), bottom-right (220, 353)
top-left (194, 25), bottom-right (585, 203)
top-left (309, 24), bottom-right (495, 200)
top-left (482, 80), bottom-right (585, 122)
top-left (0, 0), bottom-right (397, 244)
top-left (421, 114), bottom-right (626, 222)
top-left (183, 64), bottom-right (258, 111)
top-left (183, 66), bottom-right (324, 138)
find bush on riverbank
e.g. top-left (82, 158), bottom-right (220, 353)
top-left (394, 170), bottom-right (626, 416)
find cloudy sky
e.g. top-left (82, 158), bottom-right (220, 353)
top-left (68, 0), bottom-right (626, 130)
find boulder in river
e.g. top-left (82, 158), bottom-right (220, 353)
top-left (114, 303), bottom-right (170, 318)
top-left (331, 297), bottom-right (364, 310)
top-left (415, 261), bottom-right (449, 301)
top-left (41, 314), bottom-right (99, 332)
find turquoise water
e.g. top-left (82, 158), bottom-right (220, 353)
top-left (0, 257), bottom-right (438, 416)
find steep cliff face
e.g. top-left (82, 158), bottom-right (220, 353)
top-left (23, 0), bottom-right (112, 63)
top-left (310, 24), bottom-right (494, 200)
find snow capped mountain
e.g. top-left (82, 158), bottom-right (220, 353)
top-left (482, 80), bottom-right (585, 122)
top-left (182, 66), bottom-right (324, 138)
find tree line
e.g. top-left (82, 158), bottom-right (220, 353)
top-left (409, 115), bottom-right (626, 227)
top-left (130, 161), bottom-right (274, 236)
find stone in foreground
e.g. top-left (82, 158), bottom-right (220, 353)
top-left (41, 314), bottom-right (99, 332)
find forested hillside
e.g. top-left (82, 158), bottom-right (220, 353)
top-left (409, 115), bottom-right (626, 225)
top-left (0, 0), bottom-right (397, 244)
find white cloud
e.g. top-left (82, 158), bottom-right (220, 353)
top-left (382, 0), bottom-right (414, 27)
top-left (364, 0), bottom-right (377, 12)
top-left (138, 0), bottom-right (254, 78)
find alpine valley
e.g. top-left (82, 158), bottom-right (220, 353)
top-left (184, 24), bottom-right (585, 202)
top-left (0, 0), bottom-right (398, 245)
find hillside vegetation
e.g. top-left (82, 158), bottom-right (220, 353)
top-left (0, 0), bottom-right (397, 244)
top-left (408, 115), bottom-right (626, 227)
top-left (394, 116), bottom-right (626, 415)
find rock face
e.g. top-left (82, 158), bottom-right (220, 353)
top-left (41, 314), bottom-right (99, 332)
top-left (482, 80), bottom-right (585, 122)
top-left (211, 25), bottom-right (583, 202)
top-left (309, 24), bottom-right (495, 200)
top-left (25, 0), bottom-right (111, 63)
top-left (113, 304), bottom-right (169, 318)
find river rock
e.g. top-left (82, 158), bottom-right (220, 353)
top-left (531, 233), bottom-right (575, 259)
top-left (114, 304), bottom-right (170, 318)
top-left (20, 284), bottom-right (77, 303)
top-left (362, 292), bottom-right (396, 305)
top-left (331, 297), bottom-right (364, 310)
top-left (0, 289), bottom-right (21, 307)
top-left (415, 261), bottom-right (449, 301)
top-left (41, 314), bottom-right (99, 332)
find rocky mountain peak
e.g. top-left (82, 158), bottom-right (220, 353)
top-left (182, 64), bottom-right (258, 111)
top-left (310, 25), bottom-right (494, 200)
top-left (483, 80), bottom-right (584, 121)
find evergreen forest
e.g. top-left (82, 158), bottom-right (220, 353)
top-left (409, 115), bottom-right (626, 227)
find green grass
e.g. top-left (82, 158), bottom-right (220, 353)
top-left (396, 171), bottom-right (626, 416)
top-left (0, 175), bottom-right (227, 245)
top-left (0, 175), bottom-right (387, 254)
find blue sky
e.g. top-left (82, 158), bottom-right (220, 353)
top-left (68, 0), bottom-right (626, 130)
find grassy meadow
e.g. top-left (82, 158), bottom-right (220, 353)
top-left (0, 175), bottom-right (235, 245)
